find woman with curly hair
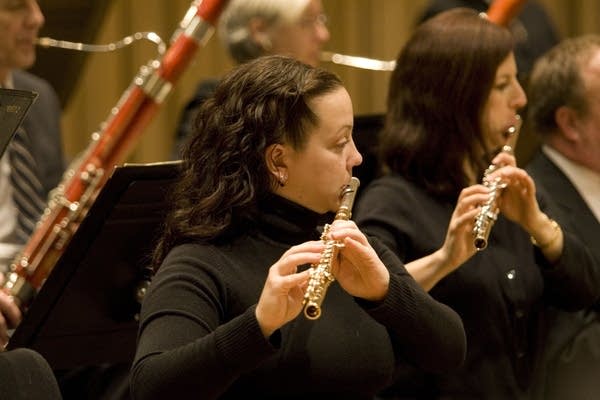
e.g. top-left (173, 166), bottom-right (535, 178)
top-left (130, 55), bottom-right (466, 399)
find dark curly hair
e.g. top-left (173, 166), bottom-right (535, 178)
top-left (381, 8), bottom-right (515, 200)
top-left (152, 55), bottom-right (343, 268)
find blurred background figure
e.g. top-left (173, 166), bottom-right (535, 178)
top-left (0, 1), bottom-right (130, 399)
top-left (0, 0), bottom-right (66, 397)
top-left (0, 0), bottom-right (64, 277)
top-left (172, 0), bottom-right (330, 159)
top-left (0, 0), bottom-right (63, 345)
top-left (525, 33), bottom-right (600, 400)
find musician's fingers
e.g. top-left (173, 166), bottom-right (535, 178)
top-left (456, 186), bottom-right (489, 214)
top-left (0, 292), bottom-right (21, 329)
top-left (492, 151), bottom-right (516, 167)
top-left (273, 246), bottom-right (323, 276)
top-left (280, 241), bottom-right (324, 258)
top-left (328, 221), bottom-right (368, 245)
top-left (0, 321), bottom-right (7, 348)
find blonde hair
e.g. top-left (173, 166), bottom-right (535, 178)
top-left (218, 0), bottom-right (310, 64)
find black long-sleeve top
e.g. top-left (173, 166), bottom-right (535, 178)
top-left (354, 174), bottom-right (600, 399)
top-left (130, 194), bottom-right (466, 399)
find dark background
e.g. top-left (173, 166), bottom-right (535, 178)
top-left (31, 1), bottom-right (111, 106)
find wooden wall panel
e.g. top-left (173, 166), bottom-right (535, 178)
top-left (37, 0), bottom-right (600, 163)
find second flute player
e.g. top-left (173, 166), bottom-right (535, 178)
top-left (130, 55), bottom-right (466, 399)
top-left (354, 8), bottom-right (600, 399)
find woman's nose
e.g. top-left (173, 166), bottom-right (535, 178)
top-left (512, 81), bottom-right (527, 110)
top-left (349, 141), bottom-right (363, 168)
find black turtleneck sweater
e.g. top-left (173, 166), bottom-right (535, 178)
top-left (130, 195), bottom-right (466, 399)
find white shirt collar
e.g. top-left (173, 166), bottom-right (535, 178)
top-left (542, 144), bottom-right (600, 221)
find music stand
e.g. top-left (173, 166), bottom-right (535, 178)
top-left (7, 160), bottom-right (181, 370)
top-left (0, 88), bottom-right (37, 157)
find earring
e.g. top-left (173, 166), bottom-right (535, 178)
top-left (278, 171), bottom-right (287, 187)
top-left (257, 34), bottom-right (272, 51)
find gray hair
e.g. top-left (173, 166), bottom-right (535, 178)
top-left (218, 0), bottom-right (310, 64)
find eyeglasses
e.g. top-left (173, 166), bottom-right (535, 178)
top-left (298, 13), bottom-right (328, 30)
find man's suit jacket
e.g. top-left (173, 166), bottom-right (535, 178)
top-left (527, 150), bottom-right (600, 400)
top-left (527, 150), bottom-right (600, 260)
top-left (12, 69), bottom-right (64, 198)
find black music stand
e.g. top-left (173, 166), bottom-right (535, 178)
top-left (7, 161), bottom-right (181, 370)
top-left (0, 88), bottom-right (37, 157)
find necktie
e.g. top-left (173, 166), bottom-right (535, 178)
top-left (8, 126), bottom-right (46, 242)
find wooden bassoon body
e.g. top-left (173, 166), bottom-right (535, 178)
top-left (3, 0), bottom-right (228, 310)
top-left (485, 0), bottom-right (527, 26)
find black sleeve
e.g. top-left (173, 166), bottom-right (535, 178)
top-left (360, 237), bottom-right (467, 373)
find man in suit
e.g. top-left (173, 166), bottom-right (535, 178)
top-left (0, 1), bottom-right (64, 397)
top-left (525, 34), bottom-right (600, 400)
top-left (0, 3), bottom-right (133, 399)
top-left (0, 0), bottom-right (64, 346)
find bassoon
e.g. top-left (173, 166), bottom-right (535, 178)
top-left (2, 0), bottom-right (228, 310)
top-left (485, 0), bottom-right (527, 26)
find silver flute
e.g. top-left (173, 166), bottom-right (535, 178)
top-left (320, 51), bottom-right (396, 71)
top-left (303, 177), bottom-right (360, 320)
top-left (472, 118), bottom-right (520, 250)
top-left (472, 146), bottom-right (511, 250)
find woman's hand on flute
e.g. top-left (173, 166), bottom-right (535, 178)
top-left (255, 242), bottom-right (318, 337)
top-left (328, 220), bottom-right (390, 302)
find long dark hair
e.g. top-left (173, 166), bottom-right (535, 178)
top-left (381, 8), bottom-right (514, 200)
top-left (152, 55), bottom-right (343, 267)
